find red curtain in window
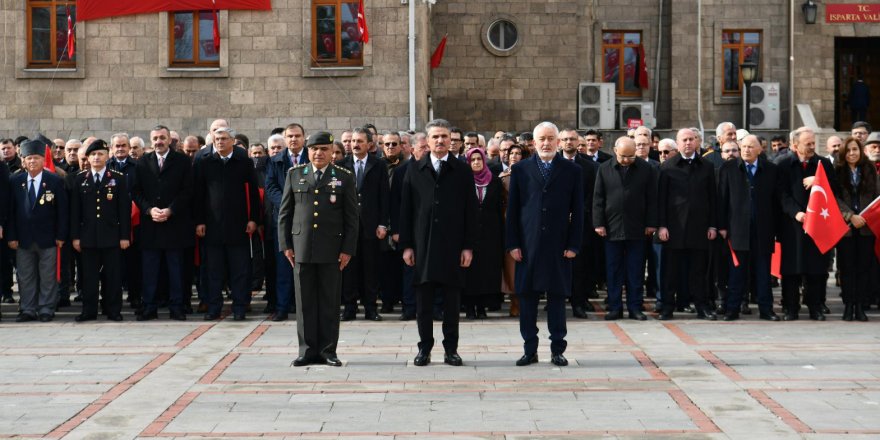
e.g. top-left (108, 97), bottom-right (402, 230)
top-left (77, 0), bottom-right (270, 21)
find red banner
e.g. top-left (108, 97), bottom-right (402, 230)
top-left (78, 0), bottom-right (271, 21)
top-left (826, 4), bottom-right (880, 23)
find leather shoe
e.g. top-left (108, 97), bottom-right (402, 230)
top-left (583, 301), bottom-right (595, 312)
top-left (697, 308), bottom-right (717, 321)
top-left (809, 309), bottom-right (826, 321)
top-left (399, 311), bottom-right (416, 321)
top-left (324, 356), bottom-right (342, 367)
top-left (107, 314), bottom-right (124, 322)
top-left (233, 313), bottom-right (246, 321)
top-left (843, 304), bottom-right (854, 321)
top-left (854, 304), bottom-right (869, 322)
top-left (39, 314), bottom-right (52, 322)
top-left (292, 356), bottom-right (314, 367)
top-left (272, 312), bottom-right (288, 322)
top-left (413, 350), bottom-right (431, 366)
top-left (604, 310), bottom-right (622, 321)
top-left (516, 353), bottom-right (538, 366)
top-left (572, 306), bottom-right (588, 319)
top-left (551, 353), bottom-right (568, 367)
top-left (15, 314), bottom-right (35, 323)
top-left (365, 311), bottom-right (383, 321)
top-left (723, 312), bottom-right (739, 321)
top-left (628, 310), bottom-right (647, 321)
top-left (716, 304), bottom-right (727, 315)
top-left (169, 312), bottom-right (187, 321)
top-left (75, 314), bottom-right (97, 322)
top-left (137, 312), bottom-right (158, 321)
top-left (658, 310), bottom-right (673, 321)
top-left (783, 311), bottom-right (799, 321)
top-left (821, 303), bottom-right (831, 314)
top-left (203, 313), bottom-right (220, 321)
top-left (759, 311), bottom-right (781, 321)
top-left (444, 352), bottom-right (463, 366)
top-left (741, 303), bottom-right (752, 315)
top-left (678, 305), bottom-right (696, 313)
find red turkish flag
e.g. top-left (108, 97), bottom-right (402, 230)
top-left (430, 34), bottom-right (447, 69)
top-left (357, 0), bottom-right (369, 44)
top-left (67, 6), bottom-right (75, 58)
top-left (859, 195), bottom-right (880, 262)
top-left (211, 0), bottom-right (221, 52)
top-left (803, 163), bottom-right (848, 254)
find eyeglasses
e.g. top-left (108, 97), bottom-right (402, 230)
top-left (450, 139), bottom-right (462, 143)
top-left (559, 137), bottom-right (578, 142)
top-left (658, 150), bottom-right (673, 155)
top-left (383, 142), bottom-right (399, 147)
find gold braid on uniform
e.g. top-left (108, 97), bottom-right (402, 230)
top-left (332, 164), bottom-right (352, 174)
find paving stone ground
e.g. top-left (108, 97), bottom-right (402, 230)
top-left (0, 285), bottom-right (878, 439)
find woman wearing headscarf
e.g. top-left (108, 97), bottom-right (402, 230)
top-left (463, 147), bottom-right (505, 318)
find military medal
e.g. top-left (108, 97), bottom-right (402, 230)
top-left (39, 197), bottom-right (45, 205)
top-left (107, 193), bottom-right (114, 200)
top-left (44, 192), bottom-right (54, 202)
top-left (330, 195), bottom-right (337, 204)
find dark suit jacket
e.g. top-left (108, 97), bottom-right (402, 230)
top-left (7, 171), bottom-right (68, 249)
top-left (389, 158), bottom-right (413, 235)
top-left (834, 162), bottom-right (880, 237)
top-left (193, 148), bottom-right (261, 246)
top-left (132, 150), bottom-right (194, 249)
top-left (266, 148), bottom-right (310, 219)
top-left (487, 157), bottom-right (503, 177)
top-left (717, 157), bottom-right (781, 254)
top-left (399, 155), bottom-right (479, 288)
top-left (107, 157), bottom-right (138, 193)
top-left (336, 154), bottom-right (390, 236)
top-left (277, 164), bottom-right (359, 263)
top-left (572, 154), bottom-right (599, 232)
top-left (658, 154), bottom-right (717, 250)
top-left (0, 160), bottom-right (8, 227)
top-left (71, 169), bottom-right (132, 248)
top-left (506, 155), bottom-right (583, 296)
top-left (593, 157), bottom-right (658, 241)
top-left (586, 150), bottom-right (612, 163)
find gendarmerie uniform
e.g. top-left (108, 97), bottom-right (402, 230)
top-left (278, 132), bottom-right (359, 365)
top-left (70, 141), bottom-right (131, 321)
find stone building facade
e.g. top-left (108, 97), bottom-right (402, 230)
top-left (0, 1), bottom-right (877, 141)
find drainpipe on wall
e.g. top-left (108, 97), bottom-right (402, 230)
top-left (408, 0), bottom-right (417, 131)
top-left (789, 0), bottom-right (795, 129)
top-left (696, 0), bottom-right (705, 140)
top-left (654, 0), bottom-right (663, 122)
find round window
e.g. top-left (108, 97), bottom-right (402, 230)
top-left (487, 20), bottom-right (518, 51)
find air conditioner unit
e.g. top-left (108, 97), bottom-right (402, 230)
top-left (749, 82), bottom-right (780, 129)
top-left (618, 101), bottom-right (655, 129)
top-left (577, 82), bottom-right (615, 130)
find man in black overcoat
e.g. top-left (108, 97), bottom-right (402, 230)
top-left (399, 119), bottom-right (479, 367)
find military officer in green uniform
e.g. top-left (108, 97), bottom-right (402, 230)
top-left (278, 131), bottom-right (358, 367)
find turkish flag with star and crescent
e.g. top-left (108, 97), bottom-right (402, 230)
top-left (803, 162), bottom-right (848, 254)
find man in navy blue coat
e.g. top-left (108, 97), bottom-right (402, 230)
top-left (506, 122), bottom-right (584, 367)
top-left (264, 123), bottom-right (309, 321)
top-left (6, 140), bottom-right (68, 322)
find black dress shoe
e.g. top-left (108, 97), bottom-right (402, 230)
top-left (783, 311), bottom-right (799, 321)
top-left (444, 352), bottom-right (463, 366)
top-left (75, 314), bottom-right (97, 322)
top-left (324, 356), bottom-right (342, 367)
top-left (107, 314), bottom-right (124, 322)
top-left (572, 306), bottom-right (588, 319)
top-left (697, 308), bottom-right (717, 321)
top-left (809, 309), bottom-right (826, 321)
top-left (39, 314), bottom-right (52, 322)
top-left (551, 353), bottom-right (568, 367)
top-left (183, 304), bottom-right (194, 314)
top-left (399, 311), bottom-right (416, 321)
top-left (476, 307), bottom-right (487, 319)
top-left (854, 304), bottom-right (869, 322)
top-left (843, 304), bottom-right (854, 321)
top-left (169, 312), bottom-right (186, 321)
top-left (137, 312), bottom-right (158, 321)
top-left (741, 303), bottom-right (752, 315)
top-left (413, 350), bottom-right (431, 366)
top-left (292, 356), bottom-right (313, 367)
top-left (628, 310), bottom-right (647, 321)
top-left (716, 304), bottom-right (727, 314)
top-left (272, 312), bottom-right (288, 322)
top-left (723, 312), bottom-right (739, 321)
top-left (759, 311), bottom-right (781, 321)
top-left (583, 301), bottom-right (595, 312)
top-left (658, 310), bottom-right (673, 321)
top-left (15, 314), bottom-right (35, 323)
top-left (516, 353), bottom-right (538, 366)
top-left (604, 310), bottom-right (622, 321)
top-left (204, 313), bottom-right (220, 321)
top-left (365, 311), bottom-right (383, 321)
top-left (233, 313), bottom-right (246, 321)
top-left (821, 303), bottom-right (830, 314)
top-left (678, 305), bottom-right (696, 313)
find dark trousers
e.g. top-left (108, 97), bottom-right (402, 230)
top-left (274, 250), bottom-right (295, 313)
top-left (342, 237), bottom-right (379, 312)
top-left (727, 248), bottom-right (773, 314)
top-left (80, 247), bottom-right (122, 317)
top-left (605, 239), bottom-right (645, 313)
top-left (711, 238), bottom-right (729, 305)
top-left (518, 291), bottom-right (567, 355)
top-left (651, 243), bottom-right (664, 307)
top-left (123, 230), bottom-right (142, 304)
top-left (0, 239), bottom-right (13, 298)
top-left (662, 248), bottom-right (709, 311)
top-left (570, 232), bottom-right (596, 308)
top-left (294, 262), bottom-right (342, 359)
top-left (837, 234), bottom-right (874, 305)
top-left (644, 240), bottom-right (658, 296)
top-left (781, 273), bottom-right (824, 313)
top-left (181, 246), bottom-right (195, 309)
top-left (142, 249), bottom-right (184, 315)
top-left (205, 244), bottom-right (251, 315)
top-left (401, 264), bottom-right (416, 314)
top-left (415, 282), bottom-right (460, 353)
top-left (380, 248), bottom-right (403, 306)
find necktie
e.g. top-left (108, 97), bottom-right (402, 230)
top-left (802, 161), bottom-right (808, 171)
top-left (28, 179), bottom-right (36, 209)
top-left (356, 160), bottom-right (365, 189)
top-left (315, 170), bottom-right (323, 182)
top-left (686, 158), bottom-right (693, 165)
top-left (292, 153), bottom-right (298, 166)
top-left (434, 160), bottom-right (442, 174)
top-left (94, 172), bottom-right (101, 188)
top-left (158, 155), bottom-right (164, 171)
top-left (222, 156), bottom-right (229, 164)
top-left (539, 161), bottom-right (551, 181)
top-left (746, 164), bottom-right (756, 183)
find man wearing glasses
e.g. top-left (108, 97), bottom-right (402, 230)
top-left (449, 127), bottom-right (465, 161)
top-left (593, 137), bottom-right (658, 320)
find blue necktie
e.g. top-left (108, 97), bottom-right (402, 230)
top-left (540, 161), bottom-right (551, 181)
top-left (746, 164), bottom-right (756, 183)
top-left (27, 179), bottom-right (36, 210)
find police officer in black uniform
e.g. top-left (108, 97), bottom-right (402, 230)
top-left (70, 140), bottom-right (131, 321)
top-left (278, 132), bottom-right (359, 367)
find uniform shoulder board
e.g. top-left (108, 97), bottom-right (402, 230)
top-left (333, 164), bottom-right (352, 174)
top-left (77, 169), bottom-right (89, 175)
top-left (110, 169), bottom-right (124, 176)
top-left (701, 150), bottom-right (714, 157)
top-left (293, 163), bottom-right (308, 169)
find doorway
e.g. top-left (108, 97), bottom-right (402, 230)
top-left (835, 37), bottom-right (880, 131)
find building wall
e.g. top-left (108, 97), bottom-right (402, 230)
top-left (0, 0), bottom-right (431, 142)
